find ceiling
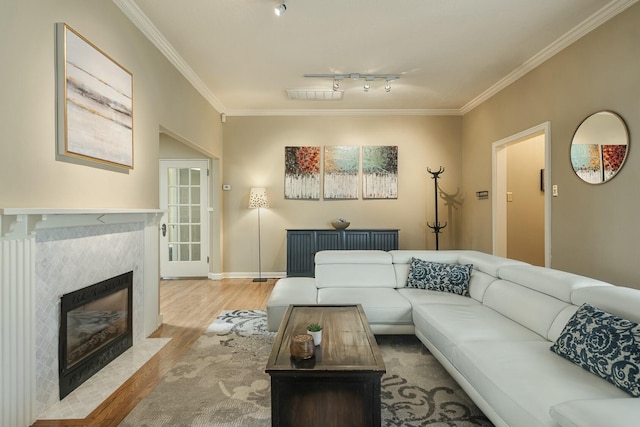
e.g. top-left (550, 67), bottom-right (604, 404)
top-left (115, 0), bottom-right (634, 116)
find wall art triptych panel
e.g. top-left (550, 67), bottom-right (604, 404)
top-left (284, 146), bottom-right (321, 199)
top-left (363, 145), bottom-right (398, 199)
top-left (284, 145), bottom-right (398, 200)
top-left (324, 146), bottom-right (360, 199)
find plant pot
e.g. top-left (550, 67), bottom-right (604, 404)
top-left (307, 329), bottom-right (322, 346)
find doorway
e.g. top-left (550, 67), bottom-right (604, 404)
top-left (159, 159), bottom-right (210, 277)
top-left (492, 122), bottom-right (551, 267)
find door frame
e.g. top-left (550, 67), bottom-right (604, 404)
top-left (492, 122), bottom-right (551, 267)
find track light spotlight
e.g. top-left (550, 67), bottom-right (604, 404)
top-left (363, 81), bottom-right (370, 92)
top-left (275, 1), bottom-right (286, 16)
top-left (333, 79), bottom-right (340, 91)
top-left (385, 80), bottom-right (392, 92)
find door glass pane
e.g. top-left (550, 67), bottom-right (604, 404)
top-left (190, 187), bottom-right (200, 204)
top-left (180, 206), bottom-right (189, 223)
top-left (191, 225), bottom-right (200, 242)
top-left (191, 206), bottom-right (200, 223)
top-left (191, 168), bottom-right (200, 185)
top-left (179, 168), bottom-right (189, 184)
top-left (179, 244), bottom-right (190, 261)
top-left (179, 187), bottom-right (189, 204)
top-left (191, 244), bottom-right (201, 261)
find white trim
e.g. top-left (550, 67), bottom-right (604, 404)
top-left (492, 122), bottom-right (552, 267)
top-left (222, 271), bottom-right (287, 279)
top-left (225, 109), bottom-right (463, 117)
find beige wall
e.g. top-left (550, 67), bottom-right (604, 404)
top-left (0, 0), bottom-right (222, 209)
top-left (222, 115), bottom-right (462, 274)
top-left (461, 3), bottom-right (640, 288)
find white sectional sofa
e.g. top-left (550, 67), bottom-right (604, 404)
top-left (266, 250), bottom-right (640, 427)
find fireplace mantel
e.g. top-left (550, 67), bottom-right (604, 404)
top-left (0, 208), bottom-right (164, 239)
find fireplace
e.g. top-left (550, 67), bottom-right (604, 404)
top-left (59, 271), bottom-right (133, 399)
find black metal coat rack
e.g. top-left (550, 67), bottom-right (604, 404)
top-left (427, 167), bottom-right (447, 250)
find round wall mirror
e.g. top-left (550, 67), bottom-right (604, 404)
top-left (570, 111), bottom-right (629, 184)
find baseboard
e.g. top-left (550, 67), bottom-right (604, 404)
top-left (221, 271), bottom-right (287, 279)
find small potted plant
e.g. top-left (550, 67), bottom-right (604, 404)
top-left (306, 323), bottom-right (323, 346)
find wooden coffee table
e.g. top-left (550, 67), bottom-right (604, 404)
top-left (265, 305), bottom-right (386, 427)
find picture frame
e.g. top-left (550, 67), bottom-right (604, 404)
top-left (56, 23), bottom-right (133, 169)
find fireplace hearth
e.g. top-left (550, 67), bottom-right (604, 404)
top-left (59, 271), bottom-right (133, 399)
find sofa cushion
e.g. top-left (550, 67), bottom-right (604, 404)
top-left (572, 286), bottom-right (640, 324)
top-left (315, 250), bottom-right (397, 288)
top-left (317, 287), bottom-right (413, 325)
top-left (483, 279), bottom-right (570, 340)
top-left (499, 264), bottom-right (612, 303)
top-left (453, 340), bottom-right (629, 427)
top-left (406, 258), bottom-right (473, 296)
top-left (550, 398), bottom-right (640, 427)
top-left (550, 303), bottom-right (640, 397)
top-left (412, 303), bottom-right (545, 366)
top-left (397, 288), bottom-right (480, 307)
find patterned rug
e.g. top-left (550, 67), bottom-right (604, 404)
top-left (119, 310), bottom-right (492, 427)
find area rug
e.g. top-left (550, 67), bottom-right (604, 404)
top-left (119, 310), bottom-right (492, 427)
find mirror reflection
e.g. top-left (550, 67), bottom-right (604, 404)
top-left (570, 111), bottom-right (629, 184)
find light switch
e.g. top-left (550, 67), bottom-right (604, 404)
top-left (222, 184), bottom-right (231, 191)
top-left (507, 192), bottom-right (513, 202)
top-left (552, 185), bottom-right (558, 197)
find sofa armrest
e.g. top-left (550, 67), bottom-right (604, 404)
top-left (266, 277), bottom-right (317, 331)
top-left (550, 398), bottom-right (640, 427)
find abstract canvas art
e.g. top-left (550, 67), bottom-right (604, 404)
top-left (324, 146), bottom-right (360, 199)
top-left (363, 146), bottom-right (398, 199)
top-left (602, 145), bottom-right (627, 181)
top-left (570, 144), bottom-right (601, 184)
top-left (284, 146), bottom-right (320, 199)
top-left (56, 23), bottom-right (133, 169)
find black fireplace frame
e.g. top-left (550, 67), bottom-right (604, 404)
top-left (59, 271), bottom-right (133, 399)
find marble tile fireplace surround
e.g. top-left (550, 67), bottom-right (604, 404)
top-left (0, 209), bottom-right (164, 427)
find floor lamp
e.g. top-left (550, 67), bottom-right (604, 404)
top-left (249, 187), bottom-right (269, 282)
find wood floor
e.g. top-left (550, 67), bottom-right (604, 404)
top-left (32, 278), bottom-right (276, 427)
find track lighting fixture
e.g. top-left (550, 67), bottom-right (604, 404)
top-left (275, 0), bottom-right (286, 16)
top-left (305, 73), bottom-right (399, 93)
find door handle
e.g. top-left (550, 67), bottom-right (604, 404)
top-left (161, 223), bottom-right (167, 237)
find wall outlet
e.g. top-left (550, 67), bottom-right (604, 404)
top-left (552, 185), bottom-right (558, 197)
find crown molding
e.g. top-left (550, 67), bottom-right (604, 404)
top-left (113, 0), bottom-right (227, 113)
top-left (225, 108), bottom-right (463, 117)
top-left (460, 0), bottom-right (639, 114)
top-left (115, 0), bottom-right (637, 118)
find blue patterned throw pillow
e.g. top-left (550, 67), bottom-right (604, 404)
top-left (550, 303), bottom-right (640, 397)
top-left (406, 258), bottom-right (473, 296)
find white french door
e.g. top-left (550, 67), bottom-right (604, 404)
top-left (159, 159), bottom-right (209, 278)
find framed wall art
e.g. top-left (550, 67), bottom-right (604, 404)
top-left (56, 23), bottom-right (133, 169)
top-left (324, 146), bottom-right (359, 199)
top-left (363, 145), bottom-right (398, 199)
top-left (284, 146), bottom-right (320, 199)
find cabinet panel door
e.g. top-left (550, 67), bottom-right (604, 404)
top-left (287, 231), bottom-right (315, 276)
top-left (344, 231), bottom-right (371, 250)
top-left (317, 231), bottom-right (342, 251)
top-left (371, 231), bottom-right (399, 251)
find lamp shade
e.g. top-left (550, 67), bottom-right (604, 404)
top-left (249, 187), bottom-right (269, 209)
